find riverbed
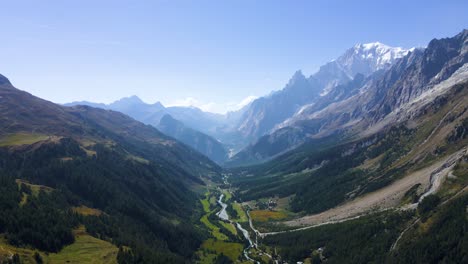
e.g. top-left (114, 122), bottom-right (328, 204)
top-left (216, 193), bottom-right (259, 263)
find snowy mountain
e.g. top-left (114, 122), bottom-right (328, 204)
top-left (232, 42), bottom-right (411, 145)
top-left (315, 42), bottom-right (411, 95)
top-left (228, 30), bottom-right (467, 166)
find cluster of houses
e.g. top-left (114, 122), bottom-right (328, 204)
top-left (255, 198), bottom-right (278, 210)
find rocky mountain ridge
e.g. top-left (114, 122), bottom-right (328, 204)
top-left (228, 29), bottom-right (467, 166)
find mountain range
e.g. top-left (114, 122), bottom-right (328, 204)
top-left (232, 41), bottom-right (413, 145)
top-left (65, 96), bottom-right (235, 163)
top-left (228, 30), bottom-right (467, 166)
top-left (65, 41), bottom-right (416, 164)
top-left (1, 29), bottom-right (466, 264)
top-left (227, 30), bottom-right (467, 263)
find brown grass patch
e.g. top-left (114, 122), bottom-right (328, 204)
top-left (72, 206), bottom-right (103, 216)
top-left (250, 210), bottom-right (287, 222)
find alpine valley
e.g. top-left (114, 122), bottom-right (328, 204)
top-left (0, 29), bottom-right (467, 264)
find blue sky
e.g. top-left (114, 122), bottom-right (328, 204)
top-left (0, 0), bottom-right (466, 113)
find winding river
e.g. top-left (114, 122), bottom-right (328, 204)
top-left (216, 194), bottom-right (229, 221)
top-left (216, 193), bottom-right (259, 263)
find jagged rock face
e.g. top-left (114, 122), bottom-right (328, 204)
top-left (229, 30), bottom-right (468, 166)
top-left (286, 73), bottom-right (369, 125)
top-left (230, 74), bottom-right (374, 166)
top-left (236, 71), bottom-right (321, 140)
top-left (312, 62), bottom-right (353, 96)
top-left (296, 30), bottom-right (468, 133)
top-left (372, 30), bottom-right (467, 121)
top-left (234, 43), bottom-right (410, 144)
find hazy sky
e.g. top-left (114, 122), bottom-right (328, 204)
top-left (0, 0), bottom-right (466, 113)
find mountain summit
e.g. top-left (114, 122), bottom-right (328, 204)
top-left (0, 74), bottom-right (11, 85)
top-left (347, 42), bottom-right (411, 73)
top-left (232, 42), bottom-right (410, 144)
top-left (228, 30), bottom-right (467, 166)
top-left (315, 42), bottom-right (411, 95)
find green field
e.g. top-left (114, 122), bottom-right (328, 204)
top-left (197, 239), bottom-right (244, 263)
top-left (0, 227), bottom-right (118, 264)
top-left (222, 190), bottom-right (232, 201)
top-left (219, 221), bottom-right (238, 236)
top-left (200, 214), bottom-right (229, 240)
top-left (0, 133), bottom-right (49, 146)
top-left (46, 231), bottom-right (118, 264)
top-left (200, 192), bottom-right (229, 240)
top-left (197, 190), bottom-right (249, 263)
top-left (201, 195), bottom-right (211, 212)
top-left (232, 202), bottom-right (249, 222)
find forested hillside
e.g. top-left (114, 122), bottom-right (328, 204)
top-left (0, 75), bottom-right (222, 263)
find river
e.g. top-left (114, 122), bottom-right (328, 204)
top-left (216, 193), bottom-right (259, 263)
top-left (216, 194), bottom-right (229, 221)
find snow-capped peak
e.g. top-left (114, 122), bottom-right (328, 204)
top-left (315, 42), bottom-right (412, 97)
top-left (356, 41), bottom-right (388, 51)
top-left (348, 42), bottom-right (410, 69)
top-left (333, 42), bottom-right (411, 79)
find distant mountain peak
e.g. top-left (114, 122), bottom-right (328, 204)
top-left (316, 42), bottom-right (411, 96)
top-left (292, 69), bottom-right (305, 78)
top-left (354, 41), bottom-right (387, 50)
top-left (286, 70), bottom-right (307, 86)
top-left (152, 101), bottom-right (164, 108)
top-left (108, 95), bottom-right (147, 110)
top-left (342, 42), bottom-right (410, 70)
top-left (160, 113), bottom-right (177, 123)
top-left (0, 74), bottom-right (11, 86)
top-left (117, 95), bottom-right (144, 104)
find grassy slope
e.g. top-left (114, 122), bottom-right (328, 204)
top-left (232, 203), bottom-right (249, 223)
top-left (72, 205), bottom-right (103, 216)
top-left (0, 227), bottom-right (118, 264)
top-left (46, 227), bottom-right (118, 264)
top-left (0, 133), bottom-right (49, 147)
top-left (16, 179), bottom-right (54, 206)
top-left (1, 180), bottom-right (115, 263)
top-left (199, 239), bottom-right (243, 263)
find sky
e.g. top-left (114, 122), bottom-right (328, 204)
top-left (0, 0), bottom-right (466, 114)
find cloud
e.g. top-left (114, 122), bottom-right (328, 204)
top-left (167, 95), bottom-right (258, 114)
top-left (236, 95), bottom-right (257, 109)
top-left (166, 97), bottom-right (217, 112)
top-left (167, 97), bottom-right (200, 107)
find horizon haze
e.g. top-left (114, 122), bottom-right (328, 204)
top-left (0, 0), bottom-right (467, 113)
